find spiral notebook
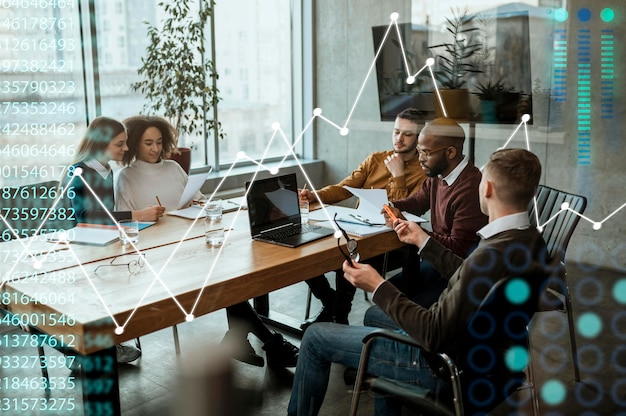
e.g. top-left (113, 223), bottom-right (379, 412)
top-left (332, 221), bottom-right (389, 237)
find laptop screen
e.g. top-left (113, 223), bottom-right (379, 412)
top-left (246, 173), bottom-right (301, 236)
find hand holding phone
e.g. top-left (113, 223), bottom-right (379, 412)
top-left (383, 204), bottom-right (398, 222)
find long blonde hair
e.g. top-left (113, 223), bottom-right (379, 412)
top-left (73, 116), bottom-right (126, 163)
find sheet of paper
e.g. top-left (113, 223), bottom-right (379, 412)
top-left (309, 205), bottom-right (364, 224)
top-left (341, 186), bottom-right (428, 224)
top-left (309, 204), bottom-right (426, 224)
top-left (342, 186), bottom-right (388, 224)
top-left (314, 219), bottom-right (389, 237)
top-left (178, 169), bottom-right (212, 209)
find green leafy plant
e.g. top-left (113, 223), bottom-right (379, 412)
top-left (429, 7), bottom-right (483, 89)
top-left (474, 78), bottom-right (507, 101)
top-left (131, 0), bottom-right (224, 141)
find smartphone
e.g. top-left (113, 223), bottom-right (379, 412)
top-left (383, 204), bottom-right (398, 222)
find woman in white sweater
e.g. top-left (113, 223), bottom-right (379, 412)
top-left (114, 115), bottom-right (299, 368)
top-left (115, 115), bottom-right (191, 212)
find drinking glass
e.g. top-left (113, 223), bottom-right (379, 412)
top-left (119, 220), bottom-right (139, 246)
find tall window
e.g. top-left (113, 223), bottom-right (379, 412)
top-left (212, 0), bottom-right (297, 167)
top-left (0, 1), bottom-right (84, 188)
top-left (0, 0), bottom-right (303, 188)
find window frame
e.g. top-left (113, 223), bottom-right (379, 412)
top-left (80, 0), bottom-right (311, 175)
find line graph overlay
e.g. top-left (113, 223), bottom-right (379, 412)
top-left (2, 12), bottom-right (623, 335)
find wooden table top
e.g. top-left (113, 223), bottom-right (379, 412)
top-left (1, 211), bottom-right (405, 354)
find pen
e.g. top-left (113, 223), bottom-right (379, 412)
top-left (34, 247), bottom-right (70, 256)
top-left (156, 196), bottom-right (162, 207)
top-left (301, 183), bottom-right (307, 193)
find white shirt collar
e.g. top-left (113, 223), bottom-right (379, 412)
top-left (439, 156), bottom-right (469, 186)
top-left (84, 159), bottom-right (111, 180)
top-left (477, 212), bottom-right (531, 239)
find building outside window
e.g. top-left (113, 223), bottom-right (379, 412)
top-left (0, 0), bottom-right (303, 187)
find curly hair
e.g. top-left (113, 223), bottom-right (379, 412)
top-left (121, 115), bottom-right (178, 165)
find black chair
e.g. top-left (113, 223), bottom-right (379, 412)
top-left (528, 185), bottom-right (587, 382)
top-left (349, 275), bottom-right (544, 416)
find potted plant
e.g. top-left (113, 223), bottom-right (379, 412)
top-left (429, 7), bottom-right (483, 120)
top-left (131, 0), bottom-right (224, 172)
top-left (474, 77), bottom-right (506, 123)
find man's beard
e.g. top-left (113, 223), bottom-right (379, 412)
top-left (421, 158), bottom-right (448, 177)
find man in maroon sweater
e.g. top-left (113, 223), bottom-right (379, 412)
top-left (381, 117), bottom-right (488, 309)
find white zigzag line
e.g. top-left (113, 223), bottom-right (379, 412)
top-left (2, 12), bottom-right (623, 332)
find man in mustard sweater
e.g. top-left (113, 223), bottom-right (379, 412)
top-left (299, 108), bottom-right (427, 328)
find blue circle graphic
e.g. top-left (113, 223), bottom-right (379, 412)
top-left (576, 277), bottom-right (604, 306)
top-left (578, 8), bottom-right (591, 23)
top-left (506, 278), bottom-right (530, 304)
top-left (578, 344), bottom-right (604, 373)
top-left (539, 345), bottom-right (568, 374)
top-left (614, 279), bottom-right (626, 304)
top-left (554, 8), bottom-right (568, 23)
top-left (612, 312), bottom-right (626, 340)
top-left (505, 345), bottom-right (528, 372)
top-left (612, 345), bottom-right (626, 373)
top-left (611, 379), bottom-right (626, 406)
top-left (577, 312), bottom-right (602, 339)
top-left (600, 8), bottom-right (615, 23)
top-left (541, 379), bottom-right (566, 405)
top-left (537, 312), bottom-right (567, 340)
top-left (576, 378), bottom-right (603, 407)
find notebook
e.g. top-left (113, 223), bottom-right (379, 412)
top-left (245, 173), bottom-right (334, 248)
top-left (46, 224), bottom-right (120, 246)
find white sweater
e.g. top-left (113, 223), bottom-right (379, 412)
top-left (115, 159), bottom-right (192, 212)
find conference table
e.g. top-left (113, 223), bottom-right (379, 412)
top-left (0, 208), bottom-right (406, 415)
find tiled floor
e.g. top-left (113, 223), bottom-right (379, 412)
top-left (1, 264), bottom-right (625, 415)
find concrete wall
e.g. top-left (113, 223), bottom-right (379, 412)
top-left (312, 0), bottom-right (625, 271)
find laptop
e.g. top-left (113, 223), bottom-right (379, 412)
top-left (245, 173), bottom-right (334, 248)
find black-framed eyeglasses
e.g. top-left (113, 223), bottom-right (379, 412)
top-left (94, 253), bottom-right (145, 276)
top-left (333, 213), bottom-right (360, 267)
top-left (417, 145), bottom-right (449, 159)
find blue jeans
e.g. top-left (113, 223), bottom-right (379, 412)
top-left (287, 323), bottom-right (448, 416)
top-left (363, 260), bottom-right (447, 331)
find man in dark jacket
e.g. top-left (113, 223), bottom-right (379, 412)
top-left (288, 148), bottom-right (549, 416)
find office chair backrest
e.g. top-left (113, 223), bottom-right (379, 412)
top-left (452, 271), bottom-right (547, 414)
top-left (528, 185), bottom-right (587, 262)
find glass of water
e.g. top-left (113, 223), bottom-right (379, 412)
top-left (299, 196), bottom-right (309, 224)
top-left (204, 216), bottom-right (224, 247)
top-left (119, 220), bottom-right (139, 246)
top-left (206, 199), bottom-right (223, 221)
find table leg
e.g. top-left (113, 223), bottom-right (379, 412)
top-left (81, 346), bottom-right (121, 416)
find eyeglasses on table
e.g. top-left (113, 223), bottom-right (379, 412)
top-left (94, 253), bottom-right (146, 277)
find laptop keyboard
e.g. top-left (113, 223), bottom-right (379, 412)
top-left (263, 223), bottom-right (323, 241)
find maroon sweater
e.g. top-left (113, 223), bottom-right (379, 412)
top-left (392, 161), bottom-right (488, 257)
